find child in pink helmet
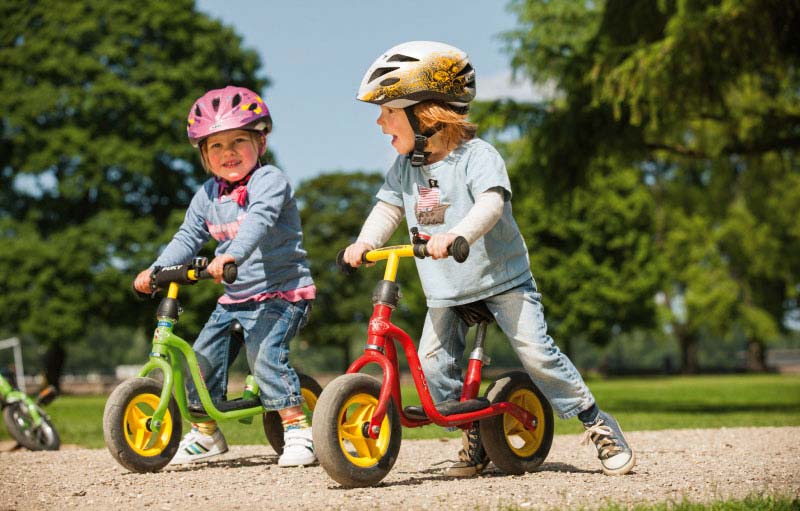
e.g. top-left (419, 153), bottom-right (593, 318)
top-left (134, 86), bottom-right (316, 467)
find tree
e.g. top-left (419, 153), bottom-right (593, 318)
top-left (583, 0), bottom-right (800, 371)
top-left (295, 172), bottom-right (426, 373)
top-left (0, 0), bottom-right (268, 381)
top-left (484, 0), bottom-right (800, 371)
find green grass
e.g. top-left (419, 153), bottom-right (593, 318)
top-left (1, 373), bottom-right (798, 449)
top-left (498, 494), bottom-right (800, 511)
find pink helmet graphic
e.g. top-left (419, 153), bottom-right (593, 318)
top-left (186, 86), bottom-right (272, 147)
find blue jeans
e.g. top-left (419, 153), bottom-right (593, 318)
top-left (418, 278), bottom-right (595, 419)
top-left (186, 298), bottom-right (310, 411)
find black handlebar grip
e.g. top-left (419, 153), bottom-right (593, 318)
top-left (449, 236), bottom-right (469, 263)
top-left (336, 250), bottom-right (358, 275)
top-left (196, 262), bottom-right (238, 283)
top-left (413, 236), bottom-right (470, 262)
top-left (131, 282), bottom-right (153, 301)
top-left (153, 264), bottom-right (195, 287)
top-left (222, 263), bottom-right (238, 283)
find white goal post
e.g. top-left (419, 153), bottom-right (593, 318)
top-left (0, 337), bottom-right (26, 393)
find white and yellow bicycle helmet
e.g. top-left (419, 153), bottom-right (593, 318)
top-left (357, 41), bottom-right (476, 166)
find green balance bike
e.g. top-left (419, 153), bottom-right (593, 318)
top-left (1, 371), bottom-right (59, 451)
top-left (103, 258), bottom-right (323, 473)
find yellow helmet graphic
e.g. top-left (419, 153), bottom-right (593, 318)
top-left (357, 41), bottom-right (476, 112)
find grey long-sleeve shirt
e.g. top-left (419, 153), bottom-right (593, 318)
top-left (152, 165), bottom-right (314, 301)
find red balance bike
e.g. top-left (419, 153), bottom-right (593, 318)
top-left (312, 232), bottom-right (554, 487)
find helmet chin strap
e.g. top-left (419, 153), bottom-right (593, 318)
top-left (403, 106), bottom-right (437, 167)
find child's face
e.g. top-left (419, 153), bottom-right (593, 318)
top-left (202, 129), bottom-right (264, 182)
top-left (377, 106), bottom-right (415, 154)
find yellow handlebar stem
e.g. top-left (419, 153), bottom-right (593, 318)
top-left (364, 245), bottom-right (415, 282)
top-left (166, 269), bottom-right (200, 299)
top-left (167, 282), bottom-right (180, 299)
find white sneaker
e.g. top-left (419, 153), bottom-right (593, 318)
top-left (169, 427), bottom-right (229, 465)
top-left (277, 427), bottom-right (316, 467)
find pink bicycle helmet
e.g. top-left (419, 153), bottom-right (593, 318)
top-left (186, 86), bottom-right (272, 147)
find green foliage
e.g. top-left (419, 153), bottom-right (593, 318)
top-left (3, 374), bottom-right (796, 448)
top-left (478, 0), bottom-right (800, 370)
top-left (0, 0), bottom-right (267, 366)
top-left (575, 494), bottom-right (799, 511)
top-left (295, 172), bottom-right (427, 372)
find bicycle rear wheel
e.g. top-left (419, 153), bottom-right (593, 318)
top-left (479, 371), bottom-right (553, 475)
top-left (262, 372), bottom-right (323, 454)
top-left (3, 401), bottom-right (60, 451)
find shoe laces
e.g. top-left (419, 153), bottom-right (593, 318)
top-left (458, 425), bottom-right (487, 465)
top-left (581, 419), bottom-right (622, 459)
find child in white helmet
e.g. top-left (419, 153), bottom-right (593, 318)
top-left (343, 41), bottom-right (635, 477)
top-left (134, 86), bottom-right (315, 467)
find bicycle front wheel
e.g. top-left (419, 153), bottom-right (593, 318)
top-left (103, 377), bottom-right (182, 473)
top-left (312, 373), bottom-right (401, 487)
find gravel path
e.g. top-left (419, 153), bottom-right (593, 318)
top-left (1, 427), bottom-right (797, 510)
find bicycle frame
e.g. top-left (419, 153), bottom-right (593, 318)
top-left (346, 245), bottom-right (539, 440)
top-left (0, 373), bottom-right (45, 426)
top-left (138, 280), bottom-right (262, 436)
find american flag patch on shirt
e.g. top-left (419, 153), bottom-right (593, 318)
top-left (417, 184), bottom-right (440, 211)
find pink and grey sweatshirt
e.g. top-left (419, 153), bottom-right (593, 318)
top-left (151, 164), bottom-right (315, 302)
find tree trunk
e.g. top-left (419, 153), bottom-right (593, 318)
top-left (745, 339), bottom-right (768, 372)
top-left (563, 337), bottom-right (575, 366)
top-left (42, 341), bottom-right (66, 393)
top-left (677, 329), bottom-right (699, 374)
top-left (340, 340), bottom-right (350, 375)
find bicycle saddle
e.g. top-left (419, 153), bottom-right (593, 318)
top-left (230, 320), bottom-right (244, 342)
top-left (452, 300), bottom-right (494, 326)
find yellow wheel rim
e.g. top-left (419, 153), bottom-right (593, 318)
top-left (301, 387), bottom-right (318, 422)
top-left (503, 388), bottom-right (545, 457)
top-left (336, 392), bottom-right (391, 467)
top-left (123, 392), bottom-right (173, 456)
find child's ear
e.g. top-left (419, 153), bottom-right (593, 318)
top-left (258, 132), bottom-right (267, 156)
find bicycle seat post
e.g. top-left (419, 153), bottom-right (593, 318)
top-left (462, 321), bottom-right (490, 401)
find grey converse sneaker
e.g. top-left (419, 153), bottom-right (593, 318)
top-left (169, 427), bottom-right (228, 465)
top-left (444, 424), bottom-right (489, 477)
top-left (581, 410), bottom-right (635, 475)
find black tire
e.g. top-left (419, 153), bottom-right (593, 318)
top-left (312, 373), bottom-right (402, 487)
top-left (3, 401), bottom-right (60, 451)
top-left (479, 371), bottom-right (554, 475)
top-left (262, 372), bottom-right (323, 454)
top-left (103, 377), bottom-right (182, 473)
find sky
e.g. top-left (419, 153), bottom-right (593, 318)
top-left (195, 1), bottom-right (534, 186)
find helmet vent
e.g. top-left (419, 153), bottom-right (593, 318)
top-left (368, 66), bottom-right (399, 84)
top-left (387, 54), bottom-right (419, 62)
top-left (195, 105), bottom-right (202, 117)
top-left (380, 78), bottom-right (400, 86)
top-left (231, 93), bottom-right (242, 108)
top-left (248, 102), bottom-right (259, 111)
top-left (211, 98), bottom-right (220, 111)
top-left (456, 63), bottom-right (473, 76)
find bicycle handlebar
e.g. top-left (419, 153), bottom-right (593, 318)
top-left (132, 262), bottom-right (238, 299)
top-left (336, 236), bottom-right (470, 275)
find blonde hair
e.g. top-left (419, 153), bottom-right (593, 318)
top-left (413, 101), bottom-right (477, 152)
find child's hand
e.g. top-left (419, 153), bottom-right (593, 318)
top-left (208, 254), bottom-right (236, 283)
top-left (343, 242), bottom-right (374, 267)
top-left (133, 269), bottom-right (153, 294)
top-left (427, 233), bottom-right (458, 260)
